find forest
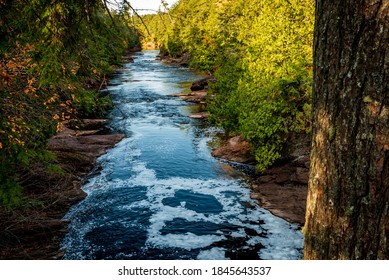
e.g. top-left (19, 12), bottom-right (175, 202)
top-left (0, 0), bottom-right (140, 207)
top-left (1, 0), bottom-right (388, 260)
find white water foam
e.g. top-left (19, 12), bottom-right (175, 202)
top-left (119, 161), bottom-right (302, 259)
top-left (197, 248), bottom-right (228, 260)
top-left (63, 124), bottom-right (303, 260)
top-left (62, 51), bottom-right (303, 260)
top-left (148, 232), bottom-right (225, 251)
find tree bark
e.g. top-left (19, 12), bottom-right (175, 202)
top-left (304, 0), bottom-right (389, 259)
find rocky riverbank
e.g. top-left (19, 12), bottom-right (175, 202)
top-left (177, 77), bottom-right (310, 226)
top-left (0, 121), bottom-right (124, 260)
top-left (0, 46), bottom-right (138, 259)
top-left (212, 132), bottom-right (310, 226)
top-left (249, 136), bottom-right (310, 226)
top-left (0, 68), bottom-right (308, 260)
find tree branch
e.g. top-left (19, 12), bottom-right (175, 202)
top-left (122, 0), bottom-right (151, 37)
top-left (102, 0), bottom-right (120, 32)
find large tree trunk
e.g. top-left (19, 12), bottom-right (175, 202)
top-left (304, 1), bottom-right (389, 259)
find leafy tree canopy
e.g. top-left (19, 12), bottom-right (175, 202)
top-left (138, 0), bottom-right (314, 171)
top-left (0, 0), bottom-right (141, 208)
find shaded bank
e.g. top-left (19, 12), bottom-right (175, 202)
top-left (0, 120), bottom-right (123, 259)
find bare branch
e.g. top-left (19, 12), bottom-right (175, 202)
top-left (122, 0), bottom-right (151, 37)
top-left (102, 0), bottom-right (120, 31)
top-left (160, 0), bottom-right (173, 23)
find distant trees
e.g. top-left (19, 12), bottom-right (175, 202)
top-left (141, 0), bottom-right (314, 171)
top-left (0, 0), bottom-right (140, 207)
top-left (304, 1), bottom-right (389, 259)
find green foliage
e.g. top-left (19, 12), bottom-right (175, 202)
top-left (155, 0), bottom-right (314, 170)
top-left (0, 0), bottom-right (141, 208)
top-left (207, 56), bottom-right (244, 133)
top-left (74, 89), bottom-right (114, 118)
top-left (0, 169), bottom-right (23, 208)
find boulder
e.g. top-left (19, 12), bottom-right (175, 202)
top-left (212, 136), bottom-right (256, 164)
top-left (48, 125), bottom-right (124, 162)
top-left (251, 183), bottom-right (307, 226)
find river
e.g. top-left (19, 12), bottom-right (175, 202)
top-left (61, 50), bottom-right (303, 260)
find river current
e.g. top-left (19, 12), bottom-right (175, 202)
top-left (62, 50), bottom-right (303, 260)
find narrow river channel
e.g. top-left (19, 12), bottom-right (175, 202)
top-left (62, 50), bottom-right (303, 260)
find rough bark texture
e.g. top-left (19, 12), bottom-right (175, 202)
top-left (304, 0), bottom-right (389, 259)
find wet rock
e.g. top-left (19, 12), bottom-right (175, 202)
top-left (48, 121), bottom-right (124, 163)
top-left (49, 136), bottom-right (120, 159)
top-left (178, 89), bottom-right (207, 103)
top-left (74, 130), bottom-right (101, 136)
top-left (209, 132), bottom-right (310, 226)
top-left (51, 119), bottom-right (124, 176)
top-left (174, 87), bottom-right (209, 120)
top-left (160, 52), bottom-right (190, 66)
top-left (124, 56), bottom-right (134, 63)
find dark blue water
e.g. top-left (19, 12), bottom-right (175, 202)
top-left (62, 50), bottom-right (303, 260)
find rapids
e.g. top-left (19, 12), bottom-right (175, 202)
top-left (61, 50), bottom-right (303, 260)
